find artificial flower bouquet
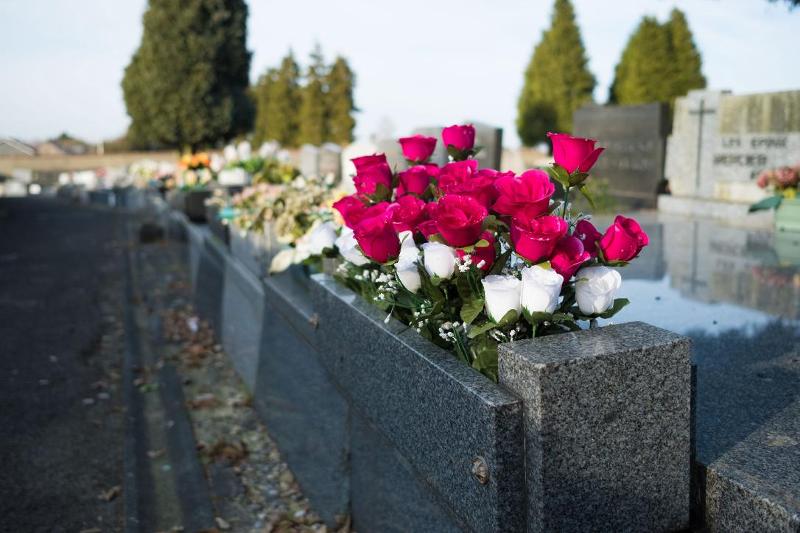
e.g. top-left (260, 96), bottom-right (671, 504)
top-left (749, 164), bottom-right (799, 212)
top-left (175, 152), bottom-right (216, 190)
top-left (306, 124), bottom-right (649, 381)
top-left (217, 140), bottom-right (299, 186)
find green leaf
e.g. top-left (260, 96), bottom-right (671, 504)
top-left (474, 238), bottom-right (490, 248)
top-left (748, 195), bottom-right (783, 212)
top-left (460, 297), bottom-right (485, 324)
top-left (599, 298), bottom-right (629, 319)
top-left (468, 320), bottom-right (496, 339)
top-left (546, 165), bottom-right (570, 189)
top-left (578, 184), bottom-right (596, 208)
top-left (569, 171), bottom-right (590, 186)
top-left (488, 249), bottom-right (512, 276)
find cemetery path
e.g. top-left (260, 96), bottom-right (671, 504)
top-left (0, 198), bottom-right (126, 532)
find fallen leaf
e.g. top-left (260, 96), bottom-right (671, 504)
top-left (99, 485), bottom-right (121, 502)
top-left (147, 448), bottom-right (166, 459)
top-left (188, 393), bottom-right (217, 409)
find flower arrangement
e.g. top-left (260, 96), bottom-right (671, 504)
top-left (749, 164), bottom-right (799, 212)
top-left (309, 124), bottom-right (648, 381)
top-left (218, 140), bottom-right (299, 186)
top-left (175, 152), bottom-right (216, 190)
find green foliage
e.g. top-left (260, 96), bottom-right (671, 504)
top-left (325, 56), bottom-right (357, 145)
top-left (253, 53), bottom-right (301, 146)
top-left (122, 0), bottom-right (252, 151)
top-left (297, 44), bottom-right (328, 146)
top-left (609, 9), bottom-right (705, 105)
top-left (517, 0), bottom-right (596, 146)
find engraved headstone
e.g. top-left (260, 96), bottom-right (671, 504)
top-left (573, 102), bottom-right (670, 208)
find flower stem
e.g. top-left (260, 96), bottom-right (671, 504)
top-left (561, 185), bottom-right (570, 218)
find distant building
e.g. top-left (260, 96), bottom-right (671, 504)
top-left (36, 134), bottom-right (93, 156)
top-left (0, 137), bottom-right (36, 157)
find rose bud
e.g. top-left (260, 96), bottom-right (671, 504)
top-left (353, 167), bottom-right (392, 196)
top-left (574, 219), bottom-right (602, 258)
top-left (547, 132), bottom-right (604, 174)
top-left (417, 219), bottom-right (439, 239)
top-left (335, 226), bottom-right (370, 266)
top-left (599, 215), bottom-right (649, 262)
top-left (456, 231), bottom-right (496, 271)
top-left (333, 195), bottom-right (390, 229)
top-left (353, 213), bottom-right (401, 264)
top-left (351, 153), bottom-right (390, 174)
top-left (575, 266), bottom-right (622, 315)
top-left (481, 275), bottom-right (522, 322)
top-left (510, 215), bottom-right (568, 264)
top-left (442, 124), bottom-right (476, 151)
top-left (396, 165), bottom-right (433, 197)
top-left (421, 242), bottom-right (458, 279)
top-left (399, 135), bottom-right (437, 163)
top-left (550, 235), bottom-right (591, 280)
top-left (388, 195), bottom-right (428, 233)
top-left (493, 169), bottom-right (555, 220)
top-left (520, 265), bottom-right (564, 314)
top-left (433, 194), bottom-right (488, 248)
top-left (437, 160), bottom-right (499, 208)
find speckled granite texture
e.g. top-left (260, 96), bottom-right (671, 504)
top-left (229, 227), bottom-right (268, 278)
top-left (220, 256), bottom-right (264, 391)
top-left (194, 229), bottom-right (226, 335)
top-left (310, 274), bottom-right (525, 533)
top-left (254, 272), bottom-right (350, 527)
top-left (498, 322), bottom-right (692, 532)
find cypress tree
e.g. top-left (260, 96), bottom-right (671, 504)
top-left (122, 0), bottom-right (252, 151)
top-left (667, 9), bottom-right (706, 99)
top-left (297, 45), bottom-right (328, 146)
top-left (325, 56), bottom-right (357, 145)
top-left (609, 10), bottom-right (705, 105)
top-left (516, 0), bottom-right (595, 146)
top-left (253, 53), bottom-right (301, 146)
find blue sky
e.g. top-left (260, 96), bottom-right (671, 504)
top-left (0, 0), bottom-right (797, 146)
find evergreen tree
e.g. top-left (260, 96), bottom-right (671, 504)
top-left (516, 0), bottom-right (595, 146)
top-left (324, 56), bottom-right (357, 145)
top-left (122, 0), bottom-right (252, 151)
top-left (253, 53), bottom-right (301, 146)
top-left (297, 45), bottom-right (328, 146)
top-left (667, 9), bottom-right (706, 99)
top-left (609, 9), bottom-right (705, 105)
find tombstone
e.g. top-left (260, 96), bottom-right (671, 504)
top-left (299, 144), bottom-right (320, 177)
top-left (573, 102), bottom-right (670, 209)
top-left (340, 141), bottom-right (379, 193)
top-left (413, 122), bottom-right (504, 170)
top-left (663, 89), bottom-right (800, 216)
top-left (318, 143), bottom-right (342, 181)
top-left (374, 137), bottom-right (406, 172)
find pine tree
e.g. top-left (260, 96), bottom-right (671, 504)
top-left (297, 45), bottom-right (328, 146)
top-left (516, 0), bottom-right (596, 146)
top-left (609, 9), bottom-right (705, 105)
top-left (252, 53), bottom-right (301, 146)
top-left (325, 56), bottom-right (357, 145)
top-left (667, 9), bottom-right (706, 99)
top-left (122, 0), bottom-right (252, 151)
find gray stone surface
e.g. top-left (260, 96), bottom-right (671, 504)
top-left (253, 270), bottom-right (350, 527)
top-left (573, 102), bottom-right (669, 208)
top-left (414, 122), bottom-right (503, 170)
top-left (498, 322), bottom-right (692, 532)
top-left (319, 143), bottom-right (342, 180)
top-left (349, 412), bottom-right (465, 533)
top-left (220, 254), bottom-right (264, 392)
top-left (300, 144), bottom-right (320, 177)
top-left (183, 216), bottom-right (207, 291)
top-left (310, 274), bottom-right (525, 533)
top-left (193, 231), bottom-right (226, 335)
top-left (229, 227), bottom-right (268, 277)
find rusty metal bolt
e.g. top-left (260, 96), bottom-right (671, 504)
top-left (471, 456), bottom-right (489, 485)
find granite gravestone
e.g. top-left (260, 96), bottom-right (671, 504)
top-left (665, 89), bottom-right (800, 204)
top-left (318, 143), bottom-right (342, 181)
top-left (573, 102), bottom-right (670, 209)
top-left (299, 144), bottom-right (320, 177)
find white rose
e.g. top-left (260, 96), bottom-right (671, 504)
top-left (237, 140), bottom-right (252, 161)
top-left (395, 233), bottom-right (421, 292)
top-left (575, 266), bottom-right (622, 315)
top-left (421, 242), bottom-right (457, 279)
top-left (218, 167), bottom-right (248, 186)
top-left (520, 265), bottom-right (563, 314)
top-left (335, 226), bottom-right (369, 266)
top-left (306, 221), bottom-right (338, 256)
top-left (259, 141), bottom-right (279, 159)
top-left (223, 144), bottom-right (238, 163)
top-left (481, 275), bottom-right (522, 322)
top-left (210, 153), bottom-right (225, 173)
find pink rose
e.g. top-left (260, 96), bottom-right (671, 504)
top-left (354, 213), bottom-right (401, 263)
top-left (547, 132), bottom-right (604, 174)
top-left (599, 215), bottom-right (649, 262)
top-left (550, 236), bottom-right (591, 280)
top-left (388, 195), bottom-right (427, 233)
top-left (352, 154), bottom-right (389, 174)
top-left (493, 169), bottom-right (555, 220)
top-left (456, 231), bottom-right (496, 271)
top-left (417, 219), bottom-right (439, 239)
top-left (396, 165), bottom-right (433, 197)
top-left (333, 195), bottom-right (390, 229)
top-left (399, 135), bottom-right (437, 163)
top-left (433, 194), bottom-right (488, 247)
top-left (574, 219), bottom-right (602, 258)
top-left (351, 153), bottom-right (393, 196)
top-left (442, 124), bottom-right (476, 151)
top-left (510, 215), bottom-right (569, 264)
top-left (437, 160), bottom-right (499, 208)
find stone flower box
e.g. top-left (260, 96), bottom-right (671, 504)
top-left (205, 204), bottom-right (230, 247)
top-left (167, 189), bottom-right (212, 222)
top-left (775, 197), bottom-right (800, 233)
top-left (305, 273), bottom-right (692, 532)
top-left (230, 226), bottom-right (269, 277)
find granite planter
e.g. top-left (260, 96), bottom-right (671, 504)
top-left (189, 225), bottom-right (225, 334)
top-left (167, 189), bottom-right (212, 222)
top-left (205, 204), bottom-right (230, 247)
top-left (88, 189), bottom-right (115, 206)
top-left (230, 226), bottom-right (269, 277)
top-left (775, 197), bottom-right (800, 233)
top-left (308, 274), bottom-right (692, 532)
